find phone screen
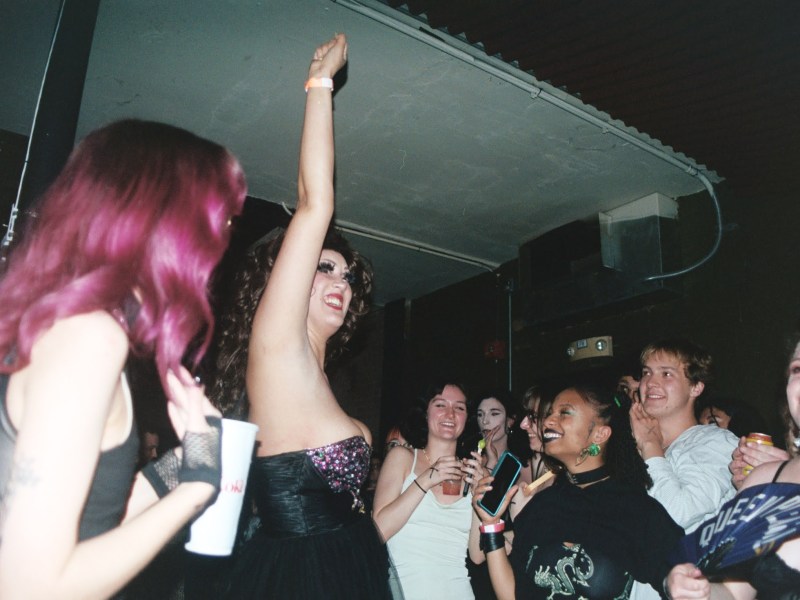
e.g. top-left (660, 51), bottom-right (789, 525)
top-left (478, 451), bottom-right (522, 516)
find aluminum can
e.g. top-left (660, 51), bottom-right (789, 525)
top-left (742, 433), bottom-right (773, 476)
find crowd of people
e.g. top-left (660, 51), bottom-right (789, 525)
top-left (0, 31), bottom-right (798, 600)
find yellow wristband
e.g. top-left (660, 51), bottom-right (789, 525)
top-left (305, 77), bottom-right (334, 93)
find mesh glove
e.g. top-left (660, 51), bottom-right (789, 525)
top-left (180, 416), bottom-right (222, 490)
top-left (141, 416), bottom-right (222, 498)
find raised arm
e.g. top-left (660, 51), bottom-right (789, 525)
top-left (249, 35), bottom-right (348, 356)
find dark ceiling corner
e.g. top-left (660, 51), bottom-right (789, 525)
top-left (381, 0), bottom-right (800, 190)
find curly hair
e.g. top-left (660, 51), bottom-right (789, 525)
top-left (542, 383), bottom-right (653, 491)
top-left (0, 119), bottom-right (246, 388)
top-left (209, 227), bottom-right (373, 416)
top-left (640, 338), bottom-right (713, 385)
top-left (400, 379), bottom-right (470, 450)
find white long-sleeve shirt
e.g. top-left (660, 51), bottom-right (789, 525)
top-left (647, 424), bottom-right (738, 532)
top-left (632, 424), bottom-right (738, 600)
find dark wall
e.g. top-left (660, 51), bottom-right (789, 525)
top-left (393, 264), bottom-right (516, 409)
top-left (400, 179), bottom-right (800, 441)
top-left (0, 129), bottom-right (27, 261)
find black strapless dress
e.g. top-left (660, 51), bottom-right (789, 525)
top-left (224, 436), bottom-right (396, 599)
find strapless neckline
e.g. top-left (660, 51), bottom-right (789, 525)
top-left (255, 435), bottom-right (367, 460)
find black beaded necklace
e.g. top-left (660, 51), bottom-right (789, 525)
top-left (565, 465), bottom-right (609, 486)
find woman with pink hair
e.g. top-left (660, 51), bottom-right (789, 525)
top-left (0, 119), bottom-right (246, 598)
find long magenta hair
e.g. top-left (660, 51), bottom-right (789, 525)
top-left (0, 119), bottom-right (246, 387)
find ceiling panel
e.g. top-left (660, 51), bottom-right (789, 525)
top-left (1, 0), bottom-right (727, 304)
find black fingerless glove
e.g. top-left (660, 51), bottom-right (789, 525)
top-left (141, 417), bottom-right (222, 498)
top-left (141, 448), bottom-right (180, 498)
top-left (179, 416), bottom-right (222, 492)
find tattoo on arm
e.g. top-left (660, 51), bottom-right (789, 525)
top-left (0, 456), bottom-right (40, 537)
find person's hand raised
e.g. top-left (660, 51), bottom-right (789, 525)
top-left (308, 33), bottom-right (348, 80)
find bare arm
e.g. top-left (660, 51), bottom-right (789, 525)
top-left (468, 512), bottom-right (484, 563)
top-left (665, 563), bottom-right (754, 600)
top-left (372, 447), bottom-right (463, 540)
top-left (249, 35), bottom-right (348, 361)
top-left (729, 436), bottom-right (790, 490)
top-left (485, 546), bottom-right (517, 600)
top-left (471, 475), bottom-right (518, 600)
top-left (0, 314), bottom-right (216, 599)
top-left (372, 447), bottom-right (427, 540)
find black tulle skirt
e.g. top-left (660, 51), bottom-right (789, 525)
top-left (224, 514), bottom-right (397, 599)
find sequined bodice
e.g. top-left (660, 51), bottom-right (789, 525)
top-left (250, 436), bottom-right (372, 539)
top-left (305, 436), bottom-right (371, 509)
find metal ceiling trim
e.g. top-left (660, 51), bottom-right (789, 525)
top-left (331, 0), bottom-right (721, 187)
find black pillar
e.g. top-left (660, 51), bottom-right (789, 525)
top-left (18, 0), bottom-right (101, 207)
top-left (378, 297), bottom-right (407, 454)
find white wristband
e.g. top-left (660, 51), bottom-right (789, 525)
top-left (479, 519), bottom-right (505, 533)
top-left (305, 77), bottom-right (334, 93)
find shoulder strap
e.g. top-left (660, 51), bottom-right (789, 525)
top-left (772, 460), bottom-right (790, 483)
top-left (0, 373), bottom-right (15, 439)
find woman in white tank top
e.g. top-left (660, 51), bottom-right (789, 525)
top-left (374, 381), bottom-right (479, 600)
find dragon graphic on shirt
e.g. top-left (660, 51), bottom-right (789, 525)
top-left (526, 543), bottom-right (633, 599)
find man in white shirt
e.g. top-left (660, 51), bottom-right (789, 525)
top-left (629, 338), bottom-right (738, 600)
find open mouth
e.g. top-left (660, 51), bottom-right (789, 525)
top-left (541, 429), bottom-right (562, 444)
top-left (323, 294), bottom-right (344, 309)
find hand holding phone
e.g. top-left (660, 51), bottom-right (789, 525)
top-left (476, 450), bottom-right (522, 517)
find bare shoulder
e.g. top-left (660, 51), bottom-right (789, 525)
top-left (742, 459), bottom-right (790, 489)
top-left (30, 311), bottom-right (128, 367)
top-left (383, 444), bottom-right (414, 468)
top-left (776, 457), bottom-right (800, 484)
top-left (351, 418), bottom-right (372, 446)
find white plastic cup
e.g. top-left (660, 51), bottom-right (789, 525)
top-left (184, 419), bottom-right (259, 556)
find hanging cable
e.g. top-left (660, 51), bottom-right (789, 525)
top-left (643, 172), bottom-right (721, 281)
top-left (332, 0), bottom-right (722, 281)
top-left (1, 0), bottom-right (67, 257)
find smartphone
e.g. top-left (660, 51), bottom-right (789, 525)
top-left (477, 450), bottom-right (522, 517)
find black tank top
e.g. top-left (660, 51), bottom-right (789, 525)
top-left (0, 372), bottom-right (140, 540)
top-left (748, 460), bottom-right (800, 599)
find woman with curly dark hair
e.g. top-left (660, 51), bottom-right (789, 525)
top-left (209, 227), bottom-right (372, 418)
top-left (218, 35), bottom-right (392, 600)
top-left (472, 382), bottom-right (683, 600)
